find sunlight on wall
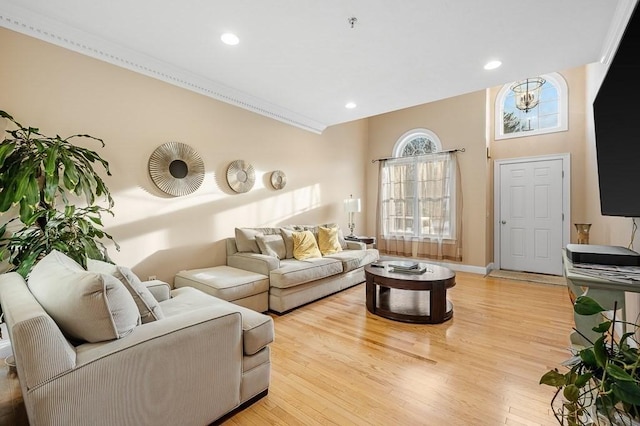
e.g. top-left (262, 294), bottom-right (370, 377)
top-left (104, 184), bottom-right (322, 268)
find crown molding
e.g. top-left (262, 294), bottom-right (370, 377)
top-left (0, 2), bottom-right (327, 134)
top-left (599, 0), bottom-right (638, 66)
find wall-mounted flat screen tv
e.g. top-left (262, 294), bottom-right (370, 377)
top-left (594, 3), bottom-right (640, 217)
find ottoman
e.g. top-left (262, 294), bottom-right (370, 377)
top-left (174, 266), bottom-right (269, 312)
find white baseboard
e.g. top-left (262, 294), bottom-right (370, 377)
top-left (380, 255), bottom-right (491, 275)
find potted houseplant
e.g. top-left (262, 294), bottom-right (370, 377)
top-left (0, 109), bottom-right (118, 277)
top-left (540, 296), bottom-right (640, 426)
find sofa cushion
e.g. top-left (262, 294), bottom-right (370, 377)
top-left (174, 265), bottom-right (269, 302)
top-left (161, 287), bottom-right (274, 355)
top-left (269, 257), bottom-right (343, 289)
top-left (28, 250), bottom-right (140, 343)
top-left (255, 234), bottom-right (286, 259)
top-left (280, 227), bottom-right (295, 259)
top-left (318, 226), bottom-right (343, 255)
top-left (235, 227), bottom-right (280, 253)
top-left (292, 230), bottom-right (322, 260)
top-left (323, 248), bottom-right (380, 273)
top-left (87, 259), bottom-right (164, 324)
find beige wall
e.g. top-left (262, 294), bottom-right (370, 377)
top-left (3, 26), bottom-right (634, 281)
top-left (488, 67), bottom-right (588, 248)
top-left (366, 91), bottom-right (489, 268)
top-left (0, 28), bottom-right (369, 283)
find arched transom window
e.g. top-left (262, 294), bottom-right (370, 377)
top-left (495, 72), bottom-right (568, 140)
top-left (393, 129), bottom-right (442, 157)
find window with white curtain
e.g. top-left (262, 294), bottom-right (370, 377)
top-left (381, 153), bottom-right (457, 240)
top-left (376, 129), bottom-right (462, 260)
top-left (382, 129), bottom-right (456, 239)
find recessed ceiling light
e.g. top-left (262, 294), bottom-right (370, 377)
top-left (484, 60), bottom-right (502, 70)
top-left (221, 33), bottom-right (240, 46)
top-left (345, 102), bottom-right (357, 109)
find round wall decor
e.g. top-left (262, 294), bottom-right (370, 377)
top-left (226, 160), bottom-right (255, 193)
top-left (270, 170), bottom-right (287, 190)
top-left (148, 142), bottom-right (204, 196)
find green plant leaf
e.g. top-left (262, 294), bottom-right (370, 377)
top-left (574, 296), bottom-right (606, 315)
top-left (44, 146), bottom-right (58, 176)
top-left (0, 141), bottom-right (15, 168)
top-left (62, 158), bottom-right (79, 189)
top-left (607, 364), bottom-right (635, 382)
top-left (575, 372), bottom-right (593, 388)
top-left (540, 369), bottom-right (566, 387)
top-left (563, 384), bottom-right (581, 402)
top-left (43, 169), bottom-right (59, 206)
top-left (592, 321), bottom-right (612, 333)
top-left (13, 166), bottom-right (35, 204)
top-left (612, 381), bottom-right (640, 405)
top-left (0, 184), bottom-right (16, 212)
top-left (18, 201), bottom-right (34, 225)
top-left (594, 336), bottom-right (608, 368)
top-left (580, 347), bottom-right (598, 367)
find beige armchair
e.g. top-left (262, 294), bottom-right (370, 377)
top-left (0, 270), bottom-right (273, 426)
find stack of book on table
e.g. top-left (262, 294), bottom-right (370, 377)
top-left (388, 261), bottom-right (428, 275)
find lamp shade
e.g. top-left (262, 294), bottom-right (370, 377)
top-left (344, 197), bottom-right (361, 213)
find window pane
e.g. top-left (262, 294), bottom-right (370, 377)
top-left (537, 99), bottom-right (558, 115)
top-left (539, 114), bottom-right (559, 128)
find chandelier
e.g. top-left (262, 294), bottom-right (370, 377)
top-left (510, 77), bottom-right (546, 113)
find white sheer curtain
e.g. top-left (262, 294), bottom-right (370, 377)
top-left (376, 152), bottom-right (462, 261)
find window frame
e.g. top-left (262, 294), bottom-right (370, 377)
top-left (383, 129), bottom-right (456, 240)
top-left (393, 128), bottom-right (442, 157)
top-left (494, 72), bottom-right (568, 140)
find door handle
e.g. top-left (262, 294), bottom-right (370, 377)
top-left (501, 220), bottom-right (507, 225)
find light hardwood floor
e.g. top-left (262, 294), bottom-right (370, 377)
top-left (0, 272), bottom-right (573, 426)
top-left (226, 272), bottom-right (573, 426)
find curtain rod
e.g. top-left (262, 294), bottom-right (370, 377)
top-left (371, 148), bottom-right (466, 163)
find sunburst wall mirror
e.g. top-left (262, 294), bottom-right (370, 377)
top-left (148, 142), bottom-right (205, 196)
top-left (270, 170), bottom-right (287, 190)
top-left (226, 160), bottom-right (255, 193)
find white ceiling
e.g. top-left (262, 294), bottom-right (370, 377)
top-left (0, 0), bottom-right (637, 133)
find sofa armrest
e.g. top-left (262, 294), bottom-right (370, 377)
top-left (227, 252), bottom-right (280, 276)
top-left (75, 304), bottom-right (242, 364)
top-left (37, 306), bottom-right (244, 425)
top-left (142, 279), bottom-right (171, 302)
top-left (346, 241), bottom-right (366, 250)
top-left (0, 273), bottom-right (77, 390)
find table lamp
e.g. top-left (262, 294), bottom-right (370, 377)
top-left (343, 194), bottom-right (361, 237)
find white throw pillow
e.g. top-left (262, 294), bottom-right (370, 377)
top-left (255, 234), bottom-right (286, 259)
top-left (87, 259), bottom-right (165, 324)
top-left (28, 250), bottom-right (140, 343)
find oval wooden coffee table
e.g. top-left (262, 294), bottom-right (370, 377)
top-left (365, 261), bottom-right (456, 324)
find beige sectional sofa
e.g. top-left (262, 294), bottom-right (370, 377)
top-left (227, 225), bottom-right (379, 313)
top-left (0, 250), bottom-right (274, 426)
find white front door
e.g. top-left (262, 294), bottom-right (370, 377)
top-left (499, 158), bottom-right (564, 275)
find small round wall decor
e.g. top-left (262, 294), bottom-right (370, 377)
top-left (270, 170), bottom-right (287, 190)
top-left (226, 160), bottom-right (255, 193)
top-left (148, 142), bottom-right (205, 196)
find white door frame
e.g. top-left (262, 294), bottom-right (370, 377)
top-left (493, 153), bottom-right (571, 272)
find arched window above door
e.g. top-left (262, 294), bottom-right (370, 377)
top-left (495, 72), bottom-right (568, 140)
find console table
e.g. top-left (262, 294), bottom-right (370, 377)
top-left (563, 251), bottom-right (632, 348)
top-left (345, 235), bottom-right (376, 248)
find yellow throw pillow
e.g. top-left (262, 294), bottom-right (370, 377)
top-left (318, 226), bottom-right (343, 255)
top-left (292, 230), bottom-right (322, 260)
